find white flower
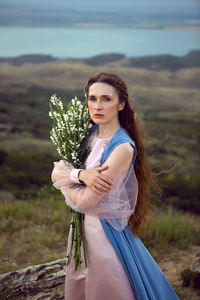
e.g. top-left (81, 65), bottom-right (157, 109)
top-left (70, 125), bottom-right (76, 131)
top-left (50, 94), bottom-right (91, 168)
top-left (50, 94), bottom-right (58, 105)
top-left (49, 111), bottom-right (54, 119)
top-left (69, 140), bottom-right (74, 146)
top-left (57, 147), bottom-right (62, 156)
top-left (50, 135), bottom-right (55, 143)
top-left (64, 114), bottom-right (68, 121)
top-left (83, 112), bottom-right (88, 118)
top-left (76, 100), bottom-right (82, 106)
top-left (71, 152), bottom-right (77, 160)
top-left (58, 101), bottom-right (63, 110)
top-left (54, 112), bottom-right (60, 118)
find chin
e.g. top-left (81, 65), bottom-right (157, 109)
top-left (92, 118), bottom-right (105, 124)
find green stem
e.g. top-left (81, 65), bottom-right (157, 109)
top-left (75, 213), bottom-right (81, 270)
top-left (81, 213), bottom-right (88, 268)
top-left (67, 212), bottom-right (75, 266)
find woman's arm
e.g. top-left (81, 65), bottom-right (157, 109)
top-left (78, 165), bottom-right (113, 193)
top-left (52, 143), bottom-right (134, 211)
top-left (51, 162), bottom-right (112, 192)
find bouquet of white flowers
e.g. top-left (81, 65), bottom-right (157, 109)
top-left (49, 94), bottom-right (92, 270)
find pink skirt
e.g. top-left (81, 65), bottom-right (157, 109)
top-left (65, 214), bottom-right (135, 300)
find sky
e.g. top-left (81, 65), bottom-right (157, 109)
top-left (1, 0), bottom-right (199, 8)
top-left (1, 0), bottom-right (199, 16)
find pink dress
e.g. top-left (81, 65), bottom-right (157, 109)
top-left (65, 135), bottom-right (136, 300)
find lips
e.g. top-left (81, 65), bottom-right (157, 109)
top-left (93, 114), bottom-right (104, 117)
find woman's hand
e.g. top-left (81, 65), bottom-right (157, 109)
top-left (78, 165), bottom-right (113, 194)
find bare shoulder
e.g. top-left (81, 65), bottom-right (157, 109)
top-left (102, 142), bottom-right (134, 177)
top-left (106, 142), bottom-right (134, 164)
top-left (113, 142), bottom-right (134, 157)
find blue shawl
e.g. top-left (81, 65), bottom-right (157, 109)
top-left (96, 126), bottom-right (179, 300)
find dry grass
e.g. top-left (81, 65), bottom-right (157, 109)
top-left (0, 193), bottom-right (199, 275)
top-left (1, 60), bottom-right (199, 121)
top-left (0, 135), bottom-right (55, 153)
top-left (141, 207), bottom-right (200, 260)
top-left (0, 194), bottom-right (71, 274)
top-left (0, 59), bottom-right (199, 91)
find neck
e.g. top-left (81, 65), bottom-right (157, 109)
top-left (97, 119), bottom-right (121, 138)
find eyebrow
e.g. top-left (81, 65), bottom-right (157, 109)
top-left (88, 94), bottom-right (112, 97)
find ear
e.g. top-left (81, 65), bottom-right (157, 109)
top-left (118, 102), bottom-right (125, 111)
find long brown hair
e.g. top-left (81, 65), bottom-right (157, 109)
top-left (85, 72), bottom-right (160, 236)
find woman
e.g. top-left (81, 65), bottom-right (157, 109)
top-left (51, 72), bottom-right (179, 300)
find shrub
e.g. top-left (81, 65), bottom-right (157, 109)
top-left (181, 269), bottom-right (200, 291)
top-left (160, 172), bottom-right (200, 213)
top-left (0, 150), bottom-right (58, 198)
top-left (141, 207), bottom-right (199, 254)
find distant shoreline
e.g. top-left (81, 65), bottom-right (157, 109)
top-left (0, 23), bottom-right (200, 31)
top-left (70, 23), bottom-right (200, 31)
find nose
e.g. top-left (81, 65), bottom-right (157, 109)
top-left (94, 99), bottom-right (103, 110)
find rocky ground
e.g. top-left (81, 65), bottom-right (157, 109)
top-left (0, 246), bottom-right (199, 299)
top-left (159, 245), bottom-right (200, 299)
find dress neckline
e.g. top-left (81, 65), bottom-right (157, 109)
top-left (94, 131), bottom-right (113, 141)
top-left (94, 127), bottom-right (123, 140)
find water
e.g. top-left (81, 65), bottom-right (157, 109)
top-left (0, 26), bottom-right (199, 58)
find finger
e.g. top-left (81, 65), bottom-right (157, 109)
top-left (95, 182), bottom-right (111, 192)
top-left (92, 186), bottom-right (104, 194)
top-left (99, 176), bottom-right (113, 186)
top-left (96, 165), bottom-right (109, 172)
top-left (98, 179), bottom-right (112, 190)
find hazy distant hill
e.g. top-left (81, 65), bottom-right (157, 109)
top-left (0, 55), bottom-right (57, 66)
top-left (0, 0), bottom-right (199, 27)
top-left (1, 51), bottom-right (199, 71)
top-left (124, 50), bottom-right (200, 71)
top-left (81, 50), bottom-right (200, 71)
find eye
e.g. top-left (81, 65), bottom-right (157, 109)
top-left (103, 96), bottom-right (111, 101)
top-left (88, 96), bottom-right (96, 101)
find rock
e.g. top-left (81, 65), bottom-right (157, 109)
top-left (181, 249), bottom-right (200, 291)
top-left (0, 258), bottom-right (66, 299)
top-left (191, 250), bottom-right (200, 273)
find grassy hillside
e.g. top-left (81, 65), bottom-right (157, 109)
top-left (0, 55), bottom-right (199, 299)
top-left (0, 54), bottom-right (199, 211)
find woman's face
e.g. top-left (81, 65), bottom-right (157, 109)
top-left (87, 82), bottom-right (124, 126)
